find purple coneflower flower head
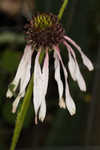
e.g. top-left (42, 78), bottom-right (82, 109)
top-left (6, 13), bottom-right (94, 123)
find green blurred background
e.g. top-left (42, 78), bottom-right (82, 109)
top-left (0, 0), bottom-right (99, 149)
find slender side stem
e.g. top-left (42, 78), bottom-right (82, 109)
top-left (10, 51), bottom-right (45, 150)
top-left (58, 0), bottom-right (69, 20)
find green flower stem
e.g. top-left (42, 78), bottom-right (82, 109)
top-left (58, 0), bottom-right (69, 20)
top-left (10, 51), bottom-right (45, 150)
top-left (10, 76), bottom-right (33, 150)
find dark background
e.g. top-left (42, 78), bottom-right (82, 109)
top-left (0, 0), bottom-right (99, 149)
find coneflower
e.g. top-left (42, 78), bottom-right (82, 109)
top-left (6, 13), bottom-right (94, 124)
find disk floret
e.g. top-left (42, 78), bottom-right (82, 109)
top-left (25, 13), bottom-right (65, 48)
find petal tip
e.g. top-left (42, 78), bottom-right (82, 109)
top-left (68, 104), bottom-right (76, 116)
top-left (70, 109), bottom-right (76, 116)
top-left (89, 65), bottom-right (94, 71)
top-left (59, 98), bottom-right (66, 109)
top-left (80, 85), bottom-right (87, 92)
top-left (39, 116), bottom-right (45, 122)
top-left (66, 98), bottom-right (76, 116)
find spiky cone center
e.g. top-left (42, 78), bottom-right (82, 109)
top-left (25, 13), bottom-right (65, 49)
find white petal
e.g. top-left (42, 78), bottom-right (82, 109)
top-left (33, 50), bottom-right (42, 116)
top-left (20, 46), bottom-right (33, 95)
top-left (33, 50), bottom-right (49, 123)
top-left (54, 51), bottom-right (64, 100)
top-left (53, 46), bottom-right (76, 116)
top-left (6, 45), bottom-right (33, 98)
top-left (12, 95), bottom-right (22, 113)
top-left (38, 51), bottom-right (49, 122)
top-left (39, 98), bottom-right (46, 122)
top-left (13, 45), bottom-right (32, 84)
top-left (64, 35), bottom-right (94, 71)
top-left (64, 41), bottom-right (86, 91)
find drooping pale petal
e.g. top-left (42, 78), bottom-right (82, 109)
top-left (20, 46), bottom-right (33, 96)
top-left (53, 46), bottom-right (76, 115)
top-left (54, 51), bottom-right (64, 105)
top-left (33, 50), bottom-right (49, 123)
top-left (64, 35), bottom-right (94, 71)
top-left (6, 45), bottom-right (33, 98)
top-left (62, 65), bottom-right (76, 115)
top-left (11, 46), bottom-right (33, 113)
top-left (38, 50), bottom-right (49, 122)
top-left (33, 49), bottom-right (43, 118)
top-left (80, 53), bottom-right (94, 71)
top-left (64, 41), bottom-right (86, 91)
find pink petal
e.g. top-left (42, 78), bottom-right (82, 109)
top-left (6, 45), bottom-right (33, 98)
top-left (53, 46), bottom-right (76, 115)
top-left (38, 50), bottom-right (49, 122)
top-left (64, 35), bottom-right (94, 71)
top-left (62, 65), bottom-right (76, 115)
top-left (33, 49), bottom-right (43, 117)
top-left (13, 45), bottom-right (32, 84)
top-left (75, 62), bottom-right (86, 91)
top-left (64, 41), bottom-right (86, 91)
top-left (80, 53), bottom-right (94, 71)
top-left (54, 51), bottom-right (64, 100)
top-left (20, 46), bottom-right (33, 95)
top-left (42, 50), bottom-right (49, 96)
top-left (68, 51), bottom-right (76, 81)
